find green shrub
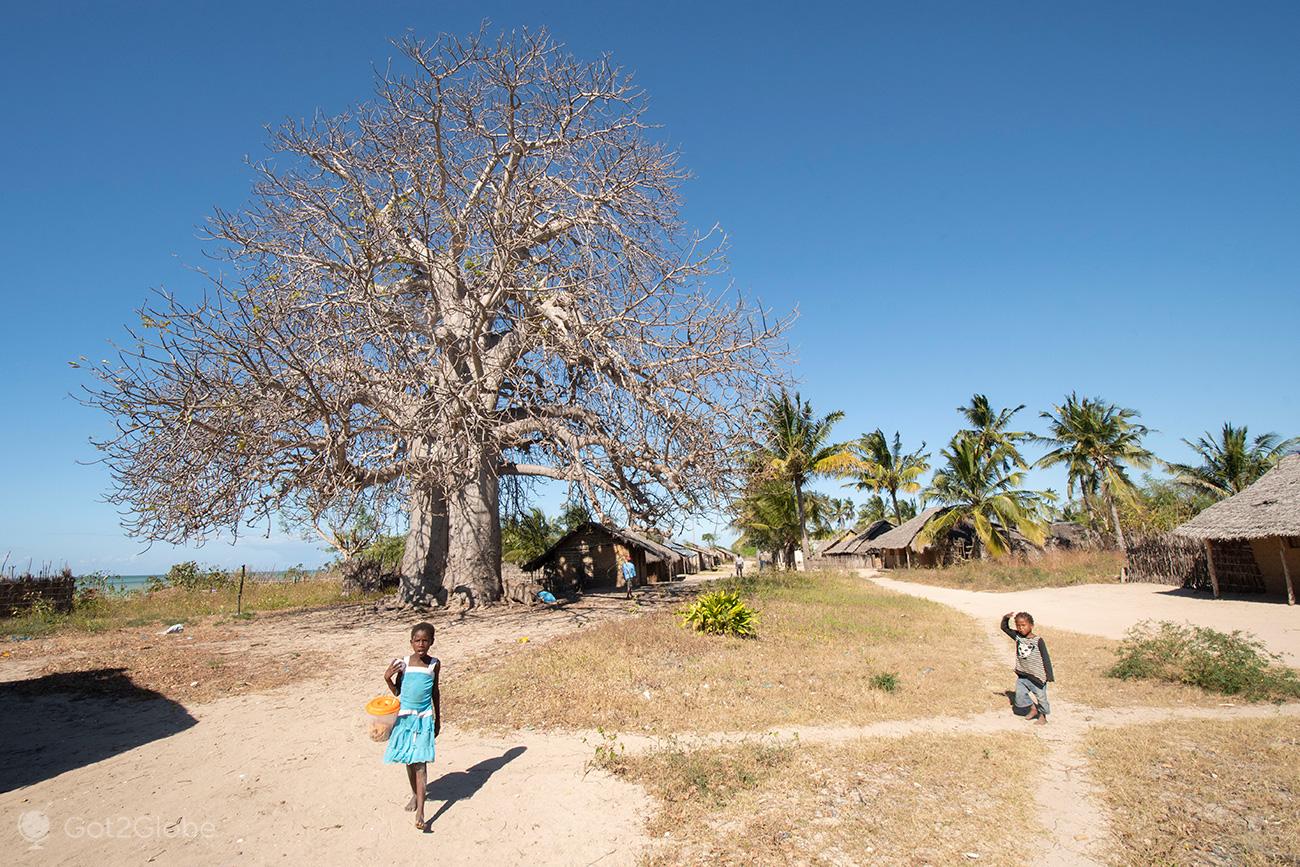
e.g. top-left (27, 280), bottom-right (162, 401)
top-left (678, 590), bottom-right (758, 638)
top-left (1107, 620), bottom-right (1300, 701)
top-left (869, 672), bottom-right (900, 692)
top-left (163, 561), bottom-right (232, 591)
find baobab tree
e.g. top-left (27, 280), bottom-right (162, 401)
top-left (83, 28), bottom-right (791, 605)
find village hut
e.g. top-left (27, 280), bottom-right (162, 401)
top-left (822, 520), bottom-right (895, 569)
top-left (665, 541), bottom-right (702, 574)
top-left (523, 522), bottom-right (686, 592)
top-left (1173, 454), bottom-right (1300, 604)
top-left (868, 507), bottom-right (978, 568)
top-left (817, 529), bottom-right (859, 558)
top-left (682, 543), bottom-right (718, 570)
top-left (1046, 521), bottom-right (1100, 550)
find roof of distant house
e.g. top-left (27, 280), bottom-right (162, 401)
top-left (1174, 454), bottom-right (1300, 541)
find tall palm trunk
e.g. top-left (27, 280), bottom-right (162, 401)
top-left (889, 489), bottom-right (902, 525)
top-left (793, 479), bottom-right (811, 566)
top-left (1104, 484), bottom-right (1126, 551)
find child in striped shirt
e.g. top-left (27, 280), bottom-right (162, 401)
top-left (1001, 611), bottom-right (1054, 724)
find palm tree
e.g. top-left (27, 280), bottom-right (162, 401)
top-left (846, 430), bottom-right (930, 525)
top-left (754, 390), bottom-right (853, 563)
top-left (1166, 423), bottom-right (1300, 499)
top-left (701, 532), bottom-right (719, 547)
top-left (1036, 393), bottom-right (1154, 550)
top-left (957, 394), bottom-right (1030, 469)
top-left (831, 497), bottom-right (856, 529)
top-left (919, 433), bottom-right (1052, 558)
top-left (732, 479), bottom-right (832, 567)
top-left (501, 507), bottom-right (558, 564)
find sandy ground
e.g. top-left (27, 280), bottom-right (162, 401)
top-left (0, 580), bottom-right (720, 866)
top-left (4, 570), bottom-right (1298, 866)
top-left (868, 574), bottom-right (1300, 663)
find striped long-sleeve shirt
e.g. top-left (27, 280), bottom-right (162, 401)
top-left (1001, 616), bottom-right (1055, 688)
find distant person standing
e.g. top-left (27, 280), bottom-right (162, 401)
top-left (621, 557), bottom-right (637, 599)
top-left (733, 553), bottom-right (744, 578)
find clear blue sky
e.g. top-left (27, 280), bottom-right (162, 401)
top-left (2, 2), bottom-right (1297, 573)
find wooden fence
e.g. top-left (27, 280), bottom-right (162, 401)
top-left (0, 574), bottom-right (76, 617)
top-left (1124, 533), bottom-right (1209, 591)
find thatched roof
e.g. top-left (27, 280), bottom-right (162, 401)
top-left (823, 520), bottom-right (895, 556)
top-left (868, 507), bottom-right (952, 551)
top-left (1174, 454), bottom-right (1300, 541)
top-left (1048, 521), bottom-right (1099, 549)
top-left (843, 520), bottom-right (895, 554)
top-left (819, 528), bottom-right (860, 557)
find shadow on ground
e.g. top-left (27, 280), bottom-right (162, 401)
top-left (0, 668), bottom-right (198, 792)
top-left (426, 746), bottom-right (527, 825)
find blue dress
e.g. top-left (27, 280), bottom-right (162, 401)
top-left (383, 657), bottom-right (438, 764)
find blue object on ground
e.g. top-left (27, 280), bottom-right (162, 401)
top-left (537, 590), bottom-right (557, 604)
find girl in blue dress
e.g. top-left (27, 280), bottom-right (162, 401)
top-left (383, 622), bottom-right (441, 830)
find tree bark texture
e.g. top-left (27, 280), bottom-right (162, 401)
top-left (399, 484), bottom-right (449, 605)
top-left (442, 453), bottom-right (503, 606)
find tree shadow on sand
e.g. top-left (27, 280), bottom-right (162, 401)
top-left (0, 668), bottom-right (198, 793)
top-left (425, 746), bottom-right (527, 825)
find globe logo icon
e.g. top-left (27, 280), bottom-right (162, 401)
top-left (18, 810), bottom-right (50, 848)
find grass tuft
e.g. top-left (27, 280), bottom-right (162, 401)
top-left (677, 588), bottom-right (758, 637)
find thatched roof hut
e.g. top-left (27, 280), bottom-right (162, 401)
top-left (523, 522), bottom-right (687, 590)
top-left (819, 528), bottom-right (861, 557)
top-left (868, 507), bottom-right (976, 568)
top-left (1047, 521), bottom-right (1100, 550)
top-left (819, 520), bottom-right (895, 568)
top-left (1174, 454), bottom-right (1300, 603)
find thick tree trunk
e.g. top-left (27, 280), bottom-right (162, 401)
top-left (443, 452), bottom-right (503, 606)
top-left (399, 484), bottom-right (449, 605)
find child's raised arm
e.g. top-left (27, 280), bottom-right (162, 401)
top-left (1000, 612), bottom-right (1018, 639)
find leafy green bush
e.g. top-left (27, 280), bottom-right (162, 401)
top-left (1107, 620), bottom-right (1300, 701)
top-left (162, 561), bottom-right (232, 591)
top-left (869, 672), bottom-right (900, 692)
top-left (678, 589), bottom-right (758, 638)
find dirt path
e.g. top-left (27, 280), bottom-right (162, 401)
top-left (868, 573), bottom-right (1300, 662)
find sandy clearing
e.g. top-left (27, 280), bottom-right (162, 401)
top-left (0, 583), bottom-right (723, 865)
top-left (868, 574), bottom-right (1300, 663)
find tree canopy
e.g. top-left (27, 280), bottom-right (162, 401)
top-left (83, 28), bottom-right (790, 604)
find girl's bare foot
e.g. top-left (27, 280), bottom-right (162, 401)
top-left (415, 817), bottom-right (427, 831)
top-left (1025, 705), bottom-right (1039, 720)
top-left (1034, 715), bottom-right (1048, 725)
top-left (404, 796), bottom-right (417, 811)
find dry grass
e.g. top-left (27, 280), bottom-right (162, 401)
top-left (607, 731), bottom-right (1043, 866)
top-left (0, 578), bottom-right (377, 638)
top-left (448, 572), bottom-right (1000, 733)
top-left (892, 549), bottom-right (1124, 592)
top-left (1088, 717), bottom-right (1300, 866)
top-left (1046, 628), bottom-right (1227, 709)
